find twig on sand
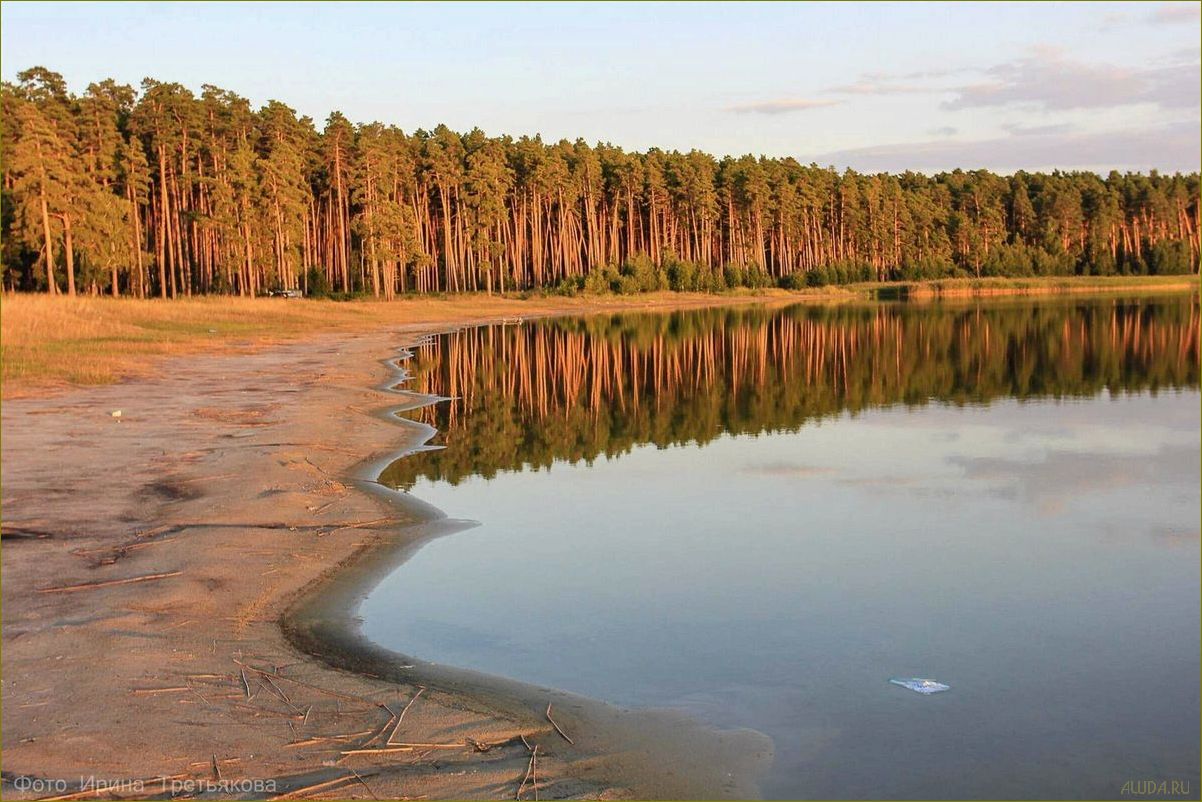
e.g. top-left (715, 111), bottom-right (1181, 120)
top-left (240, 669), bottom-right (252, 699)
top-left (130, 686), bottom-right (190, 696)
top-left (545, 703), bottom-right (574, 745)
top-left (386, 688), bottom-right (425, 745)
top-left (232, 658), bottom-right (374, 704)
top-left (284, 730), bottom-right (373, 749)
top-left (210, 754), bottom-right (222, 782)
top-left (266, 774), bottom-right (359, 800)
top-left (362, 705), bottom-right (398, 748)
top-left (516, 743), bottom-right (539, 801)
top-left (349, 768), bottom-right (380, 800)
top-left (339, 746), bottom-right (415, 756)
top-left (36, 571), bottom-right (182, 594)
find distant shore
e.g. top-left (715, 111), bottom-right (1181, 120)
top-left (3, 275), bottom-right (1195, 397)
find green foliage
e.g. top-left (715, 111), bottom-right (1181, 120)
top-left (305, 266), bottom-right (331, 298)
top-left (1, 66), bottom-right (1198, 297)
top-left (1148, 240), bottom-right (1194, 275)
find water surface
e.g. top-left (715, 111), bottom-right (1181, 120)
top-left (363, 298), bottom-right (1200, 799)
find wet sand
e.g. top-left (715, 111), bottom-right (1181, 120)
top-left (1, 299), bottom-right (774, 800)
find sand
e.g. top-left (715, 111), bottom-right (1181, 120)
top-left (1, 298), bottom-right (775, 800)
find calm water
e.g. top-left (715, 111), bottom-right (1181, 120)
top-left (363, 298), bottom-right (1200, 799)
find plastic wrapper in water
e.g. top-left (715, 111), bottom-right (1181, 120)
top-left (889, 677), bottom-right (950, 694)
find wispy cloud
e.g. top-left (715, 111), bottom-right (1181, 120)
top-left (1149, 2), bottom-right (1202, 25)
top-left (811, 120), bottom-right (1201, 174)
top-left (942, 47), bottom-right (1201, 111)
top-left (825, 80), bottom-right (934, 96)
top-left (1000, 121), bottom-right (1077, 137)
top-left (727, 98), bottom-right (839, 115)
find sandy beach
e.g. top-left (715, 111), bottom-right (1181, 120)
top-left (1, 297), bottom-right (775, 801)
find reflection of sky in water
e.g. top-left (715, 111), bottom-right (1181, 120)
top-left (362, 393), bottom-right (1200, 799)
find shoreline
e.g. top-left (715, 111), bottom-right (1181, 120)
top-left (1, 295), bottom-right (782, 801)
top-left (281, 339), bottom-right (773, 798)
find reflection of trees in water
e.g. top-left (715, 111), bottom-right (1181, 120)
top-left (380, 298), bottom-right (1199, 489)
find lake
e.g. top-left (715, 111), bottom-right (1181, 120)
top-left (362, 297), bottom-right (1200, 799)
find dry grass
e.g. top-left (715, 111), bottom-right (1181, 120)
top-left (865, 274), bottom-right (1199, 298)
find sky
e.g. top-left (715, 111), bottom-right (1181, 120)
top-left (2, 1), bottom-right (1199, 174)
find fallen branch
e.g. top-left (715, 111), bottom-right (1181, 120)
top-left (516, 744), bottom-right (538, 801)
top-left (130, 687), bottom-right (190, 696)
top-left (266, 774), bottom-right (358, 800)
top-left (349, 768), bottom-right (380, 800)
top-left (36, 571), bottom-right (182, 594)
top-left (386, 688), bottom-right (424, 745)
top-left (339, 746), bottom-right (414, 756)
top-left (342, 742), bottom-right (464, 756)
top-left (232, 659), bottom-right (376, 704)
top-left (545, 703), bottom-right (574, 745)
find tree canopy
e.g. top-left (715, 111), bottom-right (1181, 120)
top-left (3, 67), bottom-right (1199, 297)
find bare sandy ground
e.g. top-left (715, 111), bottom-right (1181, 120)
top-left (1, 301), bottom-right (774, 800)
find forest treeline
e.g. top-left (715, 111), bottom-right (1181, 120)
top-left (3, 67), bottom-right (1200, 299)
top-left (379, 298), bottom-right (1201, 488)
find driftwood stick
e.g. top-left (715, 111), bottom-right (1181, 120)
top-left (262, 673), bottom-right (292, 704)
top-left (349, 768), bottom-right (381, 800)
top-left (545, 703), bottom-right (574, 745)
top-left (517, 744), bottom-right (538, 801)
top-left (361, 706), bottom-right (398, 748)
top-left (386, 687), bottom-right (425, 745)
top-left (339, 746), bottom-right (415, 756)
top-left (266, 774), bottom-right (357, 800)
top-left (232, 659), bottom-right (376, 704)
top-left (36, 571), bottom-right (182, 594)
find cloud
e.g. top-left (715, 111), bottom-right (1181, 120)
top-left (927, 126), bottom-right (958, 137)
top-left (742, 461), bottom-right (833, 478)
top-left (1000, 121), bottom-right (1077, 137)
top-left (1149, 3), bottom-right (1201, 24)
top-left (943, 48), bottom-right (1201, 111)
top-left (826, 80), bottom-right (934, 96)
top-left (727, 98), bottom-right (839, 115)
top-left (810, 120), bottom-right (1201, 174)
top-left (948, 443), bottom-right (1198, 516)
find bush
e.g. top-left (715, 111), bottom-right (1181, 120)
top-left (1148, 240), bottom-right (1193, 275)
top-left (305, 266), bottom-right (331, 298)
top-left (619, 255), bottom-right (667, 292)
